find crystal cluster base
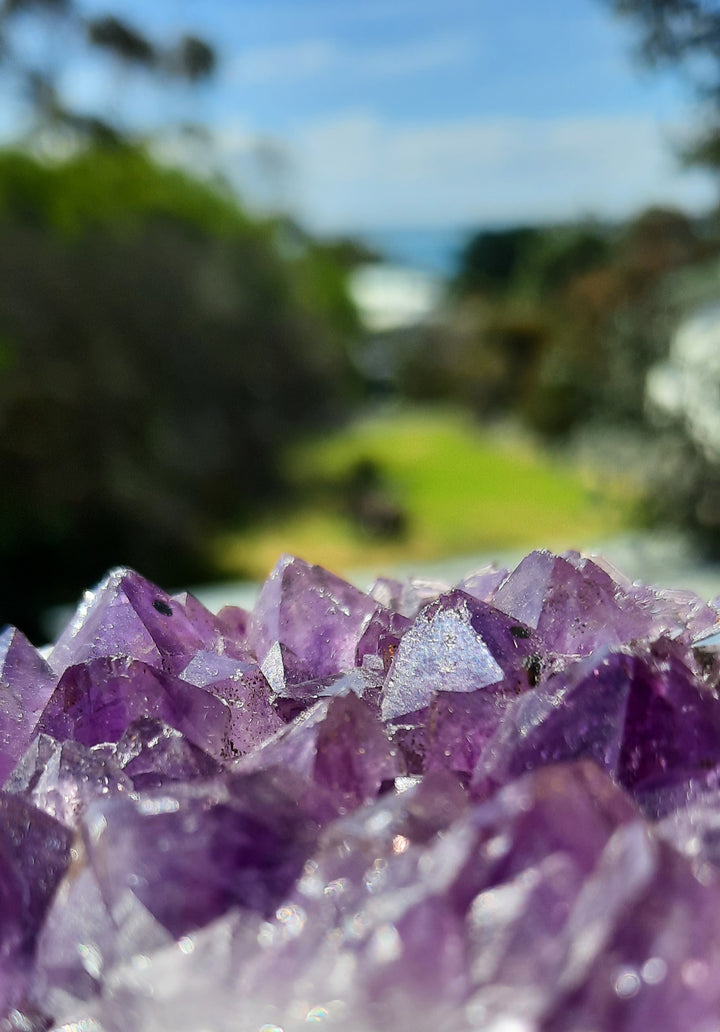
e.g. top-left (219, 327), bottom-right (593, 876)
top-left (2, 552), bottom-right (720, 1031)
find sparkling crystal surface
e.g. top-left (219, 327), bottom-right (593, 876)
top-left (37, 656), bottom-right (232, 760)
top-left (381, 590), bottom-right (539, 721)
top-left (4, 552), bottom-right (720, 1031)
top-left (0, 627), bottom-right (57, 784)
top-left (248, 554), bottom-right (380, 693)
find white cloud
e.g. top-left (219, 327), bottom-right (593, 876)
top-left (229, 34), bottom-right (472, 85)
top-left (231, 40), bottom-right (336, 84)
top-left (258, 111), bottom-right (718, 231)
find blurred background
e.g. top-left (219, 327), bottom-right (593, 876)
top-left (3, 0), bottom-right (720, 637)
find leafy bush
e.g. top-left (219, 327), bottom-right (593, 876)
top-left (0, 146), bottom-right (360, 635)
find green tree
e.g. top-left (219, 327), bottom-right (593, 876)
top-left (0, 0), bottom-right (216, 145)
top-left (407, 212), bottom-right (713, 439)
top-left (605, 0), bottom-right (720, 170)
top-left (0, 148), bottom-right (361, 637)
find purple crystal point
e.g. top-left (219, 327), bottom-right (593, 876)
top-left (171, 591), bottom-right (252, 660)
top-left (382, 590), bottom-right (539, 721)
top-left (112, 717), bottom-right (222, 790)
top-left (355, 606), bottom-right (412, 673)
top-left (37, 656), bottom-right (231, 760)
top-left (179, 651), bottom-right (283, 756)
top-left (423, 687), bottom-right (517, 777)
top-left (617, 639), bottom-right (720, 807)
top-left (248, 555), bottom-right (379, 692)
top-left (478, 647), bottom-right (634, 791)
top-left (49, 568), bottom-right (211, 675)
top-left (369, 574), bottom-right (450, 617)
top-left (32, 844), bottom-right (173, 1016)
top-left (455, 562), bottom-right (509, 602)
top-left (0, 627), bottom-right (57, 785)
top-left (240, 692), bottom-right (401, 813)
top-left (479, 638), bottom-right (720, 813)
top-left (215, 603), bottom-right (251, 646)
top-left (494, 549), bottom-right (654, 655)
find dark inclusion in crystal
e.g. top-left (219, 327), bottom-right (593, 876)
top-left (2, 550), bottom-right (720, 1029)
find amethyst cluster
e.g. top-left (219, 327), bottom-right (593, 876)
top-left (4, 552), bottom-right (720, 1031)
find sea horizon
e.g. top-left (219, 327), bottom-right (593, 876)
top-left (348, 225), bottom-right (476, 278)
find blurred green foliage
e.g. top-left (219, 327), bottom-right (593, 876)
top-left (0, 149), bottom-right (247, 236)
top-left (401, 207), bottom-right (719, 440)
top-left (0, 145), bottom-right (362, 636)
top-left (605, 0), bottom-right (720, 176)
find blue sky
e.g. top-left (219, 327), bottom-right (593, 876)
top-left (20, 0), bottom-right (720, 232)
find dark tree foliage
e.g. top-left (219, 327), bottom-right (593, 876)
top-left (404, 211), bottom-right (716, 439)
top-left (173, 36), bottom-right (217, 82)
top-left (455, 227), bottom-right (545, 294)
top-left (609, 0), bottom-right (720, 65)
top-left (87, 16), bottom-right (157, 67)
top-left (0, 0), bottom-right (217, 143)
top-left (0, 149), bottom-right (361, 638)
top-left (606, 0), bottom-right (720, 167)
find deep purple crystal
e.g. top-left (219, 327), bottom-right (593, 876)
top-left (37, 655), bottom-right (232, 759)
top-left (238, 691), bottom-right (402, 815)
top-left (178, 651), bottom-right (283, 756)
top-left (0, 792), bottom-right (71, 1013)
top-left (111, 717), bottom-right (222, 790)
top-left (78, 771), bottom-right (318, 937)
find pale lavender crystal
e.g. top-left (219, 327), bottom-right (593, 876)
top-left (76, 772), bottom-right (318, 938)
top-left (0, 627), bottom-right (57, 784)
top-left (542, 832), bottom-right (720, 1032)
top-left (655, 786), bottom-right (720, 866)
top-left (248, 555), bottom-right (380, 694)
top-left (214, 603), bottom-right (251, 645)
top-left (4, 733), bottom-right (132, 826)
top-left (455, 562), bottom-right (509, 602)
top-left (369, 574), bottom-right (450, 618)
top-left (493, 549), bottom-right (655, 654)
top-left (382, 590), bottom-right (539, 721)
top-left (214, 762), bottom-right (636, 1031)
top-left (33, 845), bottom-right (174, 1016)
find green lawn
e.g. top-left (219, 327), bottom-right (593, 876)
top-left (213, 406), bottom-right (638, 579)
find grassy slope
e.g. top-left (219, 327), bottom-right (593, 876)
top-left (214, 407), bottom-right (638, 579)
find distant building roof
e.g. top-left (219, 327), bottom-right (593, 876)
top-left (348, 263), bottom-right (444, 332)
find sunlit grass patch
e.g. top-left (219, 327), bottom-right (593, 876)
top-left (213, 406), bottom-right (639, 580)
